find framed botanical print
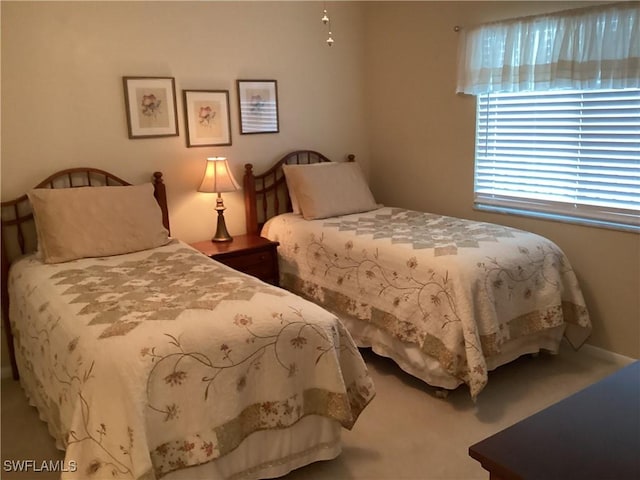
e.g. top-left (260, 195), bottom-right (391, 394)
top-left (236, 79), bottom-right (279, 134)
top-left (183, 90), bottom-right (232, 147)
top-left (123, 76), bottom-right (179, 139)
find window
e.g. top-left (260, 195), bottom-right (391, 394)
top-left (474, 88), bottom-right (640, 231)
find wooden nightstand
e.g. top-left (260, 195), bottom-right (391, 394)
top-left (190, 234), bottom-right (280, 286)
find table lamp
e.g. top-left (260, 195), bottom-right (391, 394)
top-left (198, 157), bottom-right (240, 242)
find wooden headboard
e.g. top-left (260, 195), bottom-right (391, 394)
top-left (0, 168), bottom-right (169, 380)
top-left (243, 150), bottom-right (354, 235)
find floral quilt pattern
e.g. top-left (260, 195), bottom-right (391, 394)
top-left (9, 241), bottom-right (375, 479)
top-left (323, 207), bottom-right (517, 255)
top-left (262, 208), bottom-right (592, 398)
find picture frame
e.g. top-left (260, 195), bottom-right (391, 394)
top-left (123, 76), bottom-right (179, 139)
top-left (183, 90), bottom-right (232, 147)
top-left (237, 79), bottom-right (279, 134)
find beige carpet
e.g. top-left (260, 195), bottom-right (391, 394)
top-left (1, 343), bottom-right (631, 480)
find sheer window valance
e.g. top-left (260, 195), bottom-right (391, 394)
top-left (457, 2), bottom-right (640, 95)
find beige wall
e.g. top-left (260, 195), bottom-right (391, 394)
top-left (364, 1), bottom-right (639, 359)
top-left (0, 1), bottom-right (370, 371)
top-left (1, 1), bottom-right (369, 238)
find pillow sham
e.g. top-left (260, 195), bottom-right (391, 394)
top-left (283, 162), bottom-right (329, 214)
top-left (284, 173), bottom-right (301, 215)
top-left (282, 162), bottom-right (379, 220)
top-left (29, 183), bottom-right (170, 264)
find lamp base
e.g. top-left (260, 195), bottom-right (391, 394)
top-left (212, 209), bottom-right (232, 242)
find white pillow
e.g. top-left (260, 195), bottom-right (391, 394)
top-left (283, 162), bottom-right (328, 214)
top-left (282, 162), bottom-right (379, 220)
top-left (284, 173), bottom-right (301, 215)
top-left (29, 183), bottom-right (170, 264)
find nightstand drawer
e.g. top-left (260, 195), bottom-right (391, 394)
top-left (190, 235), bottom-right (280, 286)
top-left (228, 261), bottom-right (277, 283)
top-left (219, 249), bottom-right (274, 271)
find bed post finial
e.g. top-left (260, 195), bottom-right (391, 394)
top-left (244, 164), bottom-right (258, 235)
top-left (1, 232), bottom-right (18, 379)
top-left (347, 154), bottom-right (355, 162)
top-left (152, 172), bottom-right (170, 234)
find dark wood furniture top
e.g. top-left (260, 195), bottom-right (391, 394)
top-left (469, 361), bottom-right (640, 480)
top-left (190, 234), bottom-right (280, 286)
top-left (243, 150), bottom-right (354, 235)
top-left (1, 168), bottom-right (169, 380)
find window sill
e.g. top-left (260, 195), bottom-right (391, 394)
top-left (474, 203), bottom-right (640, 234)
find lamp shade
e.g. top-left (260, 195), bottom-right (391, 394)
top-left (198, 157), bottom-right (240, 193)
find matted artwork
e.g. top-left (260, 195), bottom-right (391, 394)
top-left (183, 90), bottom-right (232, 147)
top-left (123, 77), bottom-right (179, 139)
top-left (237, 79), bottom-right (279, 134)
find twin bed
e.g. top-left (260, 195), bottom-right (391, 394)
top-left (1, 168), bottom-right (374, 480)
top-left (2, 151), bottom-right (592, 479)
top-left (244, 150), bottom-right (592, 399)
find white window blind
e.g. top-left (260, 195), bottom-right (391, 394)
top-left (474, 88), bottom-right (640, 230)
